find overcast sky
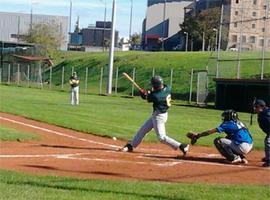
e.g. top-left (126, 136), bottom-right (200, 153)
top-left (0, 0), bottom-right (147, 38)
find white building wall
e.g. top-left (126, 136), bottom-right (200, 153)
top-left (146, 0), bottom-right (192, 38)
top-left (0, 12), bottom-right (69, 50)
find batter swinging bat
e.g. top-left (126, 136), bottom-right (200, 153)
top-left (122, 72), bottom-right (144, 92)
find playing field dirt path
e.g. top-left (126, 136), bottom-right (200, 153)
top-left (0, 112), bottom-right (269, 185)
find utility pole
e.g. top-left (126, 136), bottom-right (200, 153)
top-left (184, 32), bottom-right (188, 52)
top-left (261, 0), bottom-right (269, 80)
top-left (236, 0), bottom-right (244, 79)
top-left (107, 0), bottom-right (116, 95)
top-left (129, 0), bottom-right (133, 45)
top-left (103, 0), bottom-right (107, 51)
top-left (162, 0), bottom-right (167, 51)
top-left (216, 4), bottom-right (224, 78)
top-left (69, 0), bottom-right (72, 33)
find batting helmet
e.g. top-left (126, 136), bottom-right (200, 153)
top-left (221, 109), bottom-right (238, 121)
top-left (151, 76), bottom-right (163, 89)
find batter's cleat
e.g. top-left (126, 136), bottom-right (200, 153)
top-left (118, 144), bottom-right (133, 152)
top-left (179, 144), bottom-right (189, 156)
top-left (261, 157), bottom-right (267, 162)
top-left (241, 158), bottom-right (248, 165)
top-left (231, 156), bottom-right (242, 164)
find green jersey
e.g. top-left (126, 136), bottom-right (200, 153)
top-left (147, 85), bottom-right (172, 113)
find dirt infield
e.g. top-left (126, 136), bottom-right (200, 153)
top-left (0, 112), bottom-right (269, 185)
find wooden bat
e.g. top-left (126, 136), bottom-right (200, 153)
top-left (122, 72), bottom-right (143, 92)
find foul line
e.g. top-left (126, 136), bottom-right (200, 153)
top-left (0, 116), bottom-right (121, 149)
top-left (0, 153), bottom-right (180, 167)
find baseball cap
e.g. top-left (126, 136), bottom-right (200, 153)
top-left (254, 99), bottom-right (266, 107)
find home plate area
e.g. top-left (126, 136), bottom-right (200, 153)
top-left (0, 112), bottom-right (269, 185)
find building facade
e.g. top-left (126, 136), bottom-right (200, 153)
top-left (0, 12), bottom-right (69, 50)
top-left (227, 0), bottom-right (270, 51)
top-left (68, 21), bottom-right (119, 51)
top-left (142, 0), bottom-right (193, 51)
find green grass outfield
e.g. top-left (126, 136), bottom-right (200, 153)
top-left (0, 125), bottom-right (39, 141)
top-left (0, 170), bottom-right (269, 200)
top-left (0, 85), bottom-right (266, 150)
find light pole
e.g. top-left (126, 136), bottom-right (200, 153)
top-left (129, 0), bottom-right (133, 46)
top-left (184, 32), bottom-right (188, 52)
top-left (102, 0), bottom-right (107, 51)
top-left (213, 28), bottom-right (218, 52)
top-left (162, 0), bottom-right (167, 51)
top-left (107, 0), bottom-right (116, 95)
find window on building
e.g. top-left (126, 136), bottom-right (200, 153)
top-left (236, 0), bottom-right (239, 4)
top-left (235, 11), bottom-right (238, 15)
top-left (252, 24), bottom-right (256, 28)
top-left (250, 36), bottom-right (256, 43)
top-left (232, 35), bottom-right (237, 43)
top-left (234, 22), bottom-right (238, 28)
top-left (260, 39), bottom-right (264, 46)
top-left (252, 12), bottom-right (256, 17)
top-left (263, 5), bottom-right (267, 10)
top-left (242, 36), bottom-right (246, 44)
top-left (262, 28), bottom-right (265, 32)
top-left (253, 0), bottom-right (257, 5)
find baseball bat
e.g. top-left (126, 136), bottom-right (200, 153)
top-left (122, 72), bottom-right (143, 91)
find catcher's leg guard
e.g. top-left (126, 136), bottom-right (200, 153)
top-left (214, 137), bottom-right (237, 161)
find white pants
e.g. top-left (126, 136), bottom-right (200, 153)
top-left (71, 86), bottom-right (79, 105)
top-left (130, 111), bottom-right (181, 150)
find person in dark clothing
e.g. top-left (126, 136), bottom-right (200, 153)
top-left (253, 99), bottom-right (270, 167)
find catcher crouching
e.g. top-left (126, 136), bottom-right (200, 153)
top-left (187, 110), bottom-right (253, 165)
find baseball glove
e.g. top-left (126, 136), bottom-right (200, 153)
top-left (186, 132), bottom-right (199, 145)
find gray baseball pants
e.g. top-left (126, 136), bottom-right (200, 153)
top-left (214, 137), bottom-right (253, 161)
top-left (71, 86), bottom-right (79, 105)
top-left (265, 134), bottom-right (270, 163)
top-left (130, 111), bottom-right (181, 150)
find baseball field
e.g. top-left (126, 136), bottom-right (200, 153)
top-left (0, 85), bottom-right (269, 200)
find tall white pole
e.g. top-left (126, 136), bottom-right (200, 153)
top-left (184, 32), bottom-right (188, 52)
top-left (69, 0), bottom-right (72, 33)
top-left (107, 0), bottom-right (116, 95)
top-left (236, 0), bottom-right (244, 79)
top-left (129, 0), bottom-right (133, 43)
top-left (216, 4), bottom-right (224, 78)
top-left (261, 1), bottom-right (269, 80)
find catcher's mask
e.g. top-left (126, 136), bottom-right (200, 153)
top-left (150, 76), bottom-right (163, 89)
top-left (221, 109), bottom-right (238, 121)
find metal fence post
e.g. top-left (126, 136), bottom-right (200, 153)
top-left (17, 64), bottom-right (20, 86)
top-left (0, 68), bottom-right (2, 84)
top-left (8, 64), bottom-right (11, 84)
top-left (27, 65), bottom-right (30, 87)
top-left (115, 67), bottom-right (119, 94)
top-left (196, 72), bottom-right (200, 104)
top-left (72, 66), bottom-right (74, 74)
top-left (85, 67), bottom-right (88, 94)
top-left (189, 68), bottom-right (193, 103)
top-left (131, 68), bottom-right (136, 96)
top-left (152, 67), bottom-right (155, 77)
top-left (38, 63), bottom-right (43, 88)
top-left (99, 67), bottom-right (103, 95)
top-left (49, 66), bottom-right (52, 89)
top-left (61, 66), bottom-right (65, 90)
top-left (170, 68), bottom-right (173, 87)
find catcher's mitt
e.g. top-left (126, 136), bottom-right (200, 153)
top-left (186, 132), bottom-right (199, 145)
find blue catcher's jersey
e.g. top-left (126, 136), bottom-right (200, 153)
top-left (216, 120), bottom-right (253, 145)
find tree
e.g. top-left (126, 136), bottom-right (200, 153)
top-left (180, 7), bottom-right (221, 51)
top-left (130, 32), bottom-right (141, 48)
top-left (24, 22), bottom-right (65, 58)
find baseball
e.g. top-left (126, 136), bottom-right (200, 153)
top-left (112, 137), bottom-right (117, 141)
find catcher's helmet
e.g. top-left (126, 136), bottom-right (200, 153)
top-left (150, 76), bottom-right (163, 88)
top-left (221, 109), bottom-right (238, 121)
